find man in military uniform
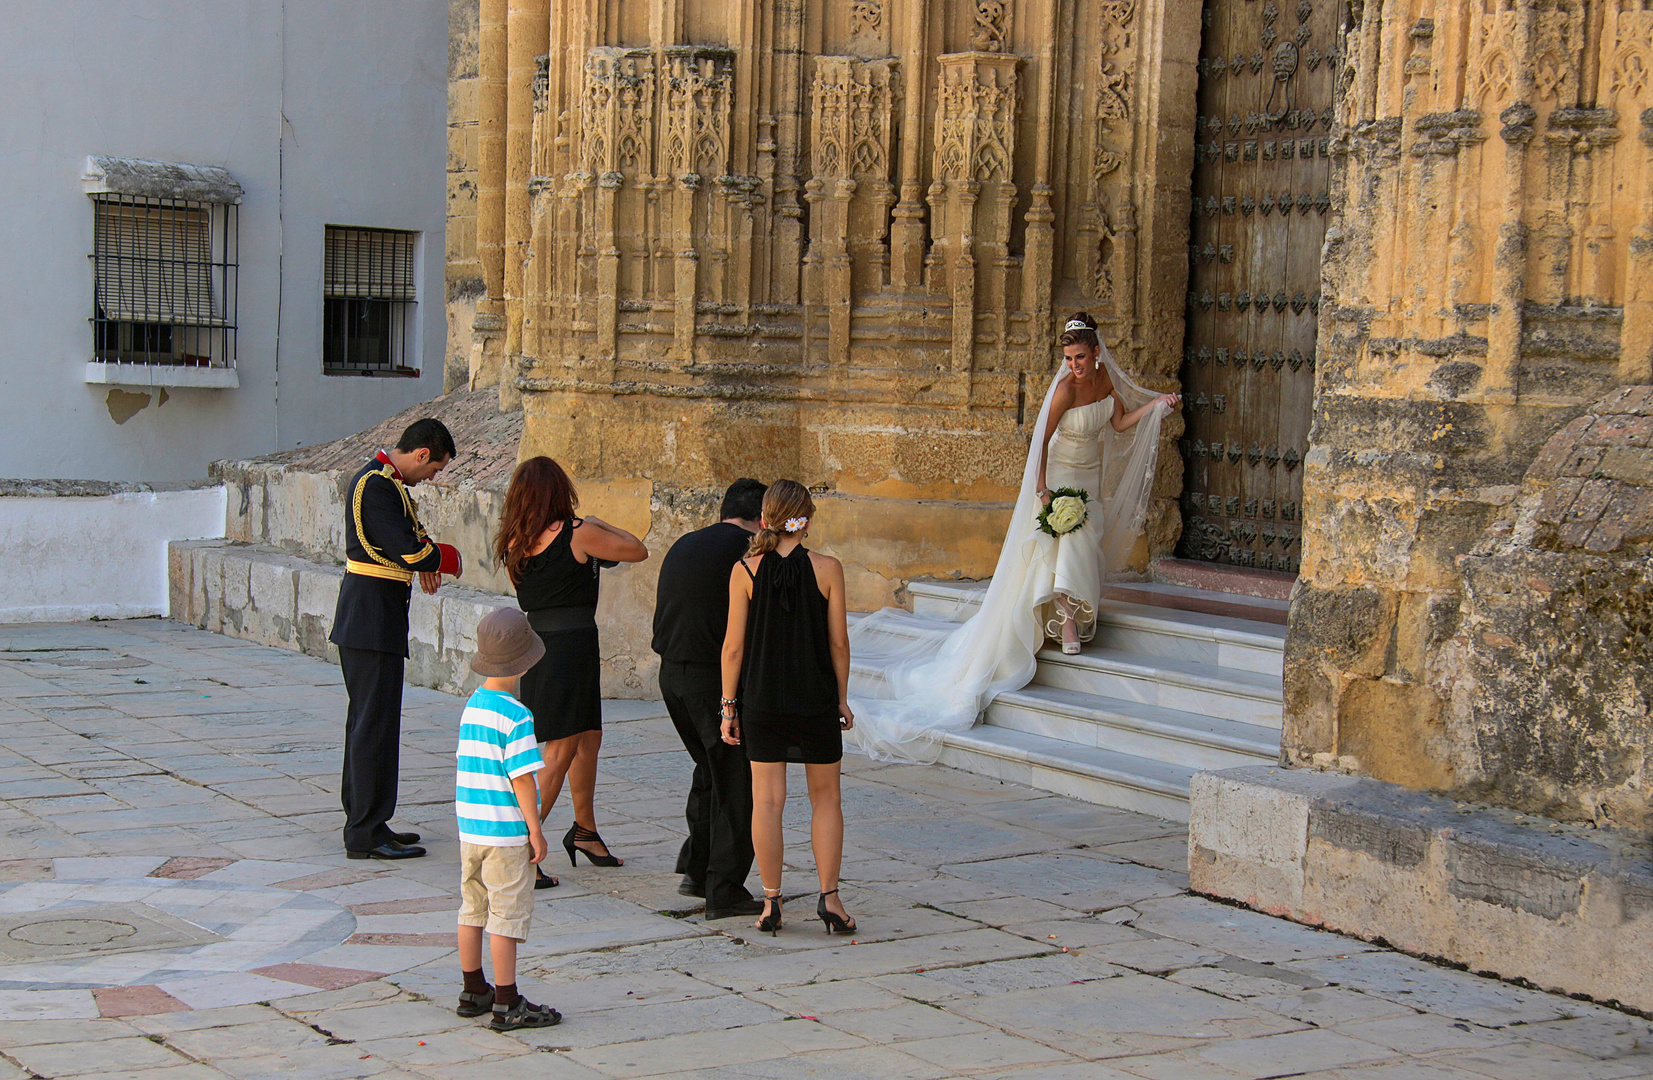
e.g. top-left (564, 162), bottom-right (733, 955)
top-left (331, 418), bottom-right (464, 860)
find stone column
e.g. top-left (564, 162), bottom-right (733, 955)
top-left (471, 0), bottom-right (509, 392)
top-left (930, 51), bottom-right (1021, 394)
top-left (1626, 112), bottom-right (1653, 384)
top-left (809, 56), bottom-right (900, 366)
top-left (1020, 0), bottom-right (1057, 354)
top-left (889, 0), bottom-right (931, 292)
top-left (661, 47), bottom-right (735, 362)
top-left (502, 0), bottom-right (549, 410)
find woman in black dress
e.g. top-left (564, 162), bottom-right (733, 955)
top-left (496, 457), bottom-right (648, 885)
top-left (719, 480), bottom-right (856, 935)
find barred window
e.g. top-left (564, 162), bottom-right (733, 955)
top-left (91, 194), bottom-right (238, 366)
top-left (323, 226), bottom-right (419, 376)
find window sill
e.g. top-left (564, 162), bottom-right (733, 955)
top-left (323, 367), bottom-right (422, 378)
top-left (84, 362), bottom-right (239, 389)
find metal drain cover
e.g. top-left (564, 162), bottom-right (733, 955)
top-left (0, 903), bottom-right (221, 961)
top-left (10, 918), bottom-right (138, 947)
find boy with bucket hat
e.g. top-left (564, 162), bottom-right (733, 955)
top-left (454, 608), bottom-right (561, 1031)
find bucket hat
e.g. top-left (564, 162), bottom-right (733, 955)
top-left (470, 608), bottom-right (546, 678)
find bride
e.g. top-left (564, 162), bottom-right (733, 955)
top-left (845, 313), bottom-right (1180, 762)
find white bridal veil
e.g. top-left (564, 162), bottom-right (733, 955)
top-left (845, 336), bottom-right (1170, 762)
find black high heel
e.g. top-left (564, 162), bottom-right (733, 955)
top-left (563, 823), bottom-right (623, 867)
top-left (534, 867), bottom-right (559, 890)
top-left (757, 890), bottom-right (783, 937)
top-left (817, 888), bottom-right (856, 934)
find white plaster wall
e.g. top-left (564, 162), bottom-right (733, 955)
top-left (0, 489), bottom-right (227, 622)
top-left (0, 0), bottom-right (449, 483)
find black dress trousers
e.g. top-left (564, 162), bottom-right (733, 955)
top-left (660, 660), bottom-right (754, 908)
top-left (338, 646), bottom-right (406, 851)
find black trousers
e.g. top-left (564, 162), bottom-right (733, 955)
top-left (660, 660), bottom-right (754, 908)
top-left (339, 646), bottom-right (405, 851)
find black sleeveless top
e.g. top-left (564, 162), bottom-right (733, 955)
top-left (515, 520), bottom-right (599, 612)
top-left (739, 545), bottom-right (838, 715)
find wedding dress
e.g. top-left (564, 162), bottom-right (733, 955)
top-left (1039, 397), bottom-right (1114, 643)
top-left (845, 342), bottom-right (1169, 763)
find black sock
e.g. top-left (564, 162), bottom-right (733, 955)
top-left (494, 983), bottom-right (519, 1008)
top-left (462, 968), bottom-right (489, 996)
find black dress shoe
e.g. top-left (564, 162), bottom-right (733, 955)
top-left (678, 875), bottom-right (705, 898)
top-left (390, 831), bottom-right (421, 845)
top-left (347, 840), bottom-right (427, 860)
top-left (703, 897), bottom-right (766, 920)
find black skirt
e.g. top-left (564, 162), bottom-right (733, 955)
top-left (742, 708), bottom-right (842, 765)
top-left (518, 626), bottom-right (602, 743)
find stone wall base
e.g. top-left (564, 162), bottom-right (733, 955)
top-left (1189, 766), bottom-right (1653, 1013)
top-left (169, 539), bottom-right (512, 698)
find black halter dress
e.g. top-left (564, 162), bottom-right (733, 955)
top-left (738, 545), bottom-right (842, 764)
top-left (516, 520), bottom-right (603, 743)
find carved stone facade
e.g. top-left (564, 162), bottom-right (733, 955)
top-left (1291, 1), bottom-right (1653, 827)
top-left (457, 0), bottom-right (1200, 609)
top-left (445, 0), bottom-right (1652, 831)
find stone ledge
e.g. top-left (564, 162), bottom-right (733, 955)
top-left (1189, 765), bottom-right (1653, 1012)
top-left (0, 478), bottom-right (221, 498)
top-left (168, 539), bottom-right (512, 697)
top-left (85, 362), bottom-right (240, 389)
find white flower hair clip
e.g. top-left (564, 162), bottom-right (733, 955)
top-left (1064, 318), bottom-right (1090, 333)
top-left (782, 516), bottom-right (809, 533)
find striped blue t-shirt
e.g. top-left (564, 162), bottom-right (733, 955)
top-left (454, 687), bottom-right (543, 846)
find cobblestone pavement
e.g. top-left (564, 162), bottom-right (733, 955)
top-left (0, 619), bottom-right (1649, 1080)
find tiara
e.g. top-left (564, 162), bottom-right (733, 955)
top-left (783, 516), bottom-right (809, 533)
top-left (1064, 318), bottom-right (1091, 333)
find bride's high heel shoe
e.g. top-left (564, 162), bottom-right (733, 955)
top-left (1054, 598), bottom-right (1083, 655)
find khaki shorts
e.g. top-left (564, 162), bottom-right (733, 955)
top-left (457, 841), bottom-right (535, 941)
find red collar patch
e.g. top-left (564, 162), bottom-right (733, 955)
top-left (375, 450), bottom-right (404, 481)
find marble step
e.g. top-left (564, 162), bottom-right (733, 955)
top-left (935, 725), bottom-right (1197, 823)
top-left (983, 684), bottom-right (1279, 772)
top-left (909, 576), bottom-right (1292, 625)
top-left (1030, 646), bottom-right (1283, 728)
top-left (1103, 581), bottom-right (1291, 626)
top-left (908, 579), bottom-right (1287, 678)
top-left (1089, 601), bottom-right (1284, 677)
top-left (908, 578), bottom-right (990, 620)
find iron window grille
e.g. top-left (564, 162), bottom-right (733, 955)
top-left (323, 226), bottom-right (419, 376)
top-left (91, 194), bottom-right (238, 367)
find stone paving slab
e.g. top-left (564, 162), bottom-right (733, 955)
top-left (0, 620), bottom-right (1647, 1079)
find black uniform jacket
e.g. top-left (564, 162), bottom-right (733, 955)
top-left (329, 452), bottom-right (460, 655)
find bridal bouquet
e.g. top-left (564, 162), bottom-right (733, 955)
top-left (1037, 487), bottom-right (1090, 537)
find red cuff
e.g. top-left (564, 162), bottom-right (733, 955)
top-left (437, 544), bottom-right (461, 576)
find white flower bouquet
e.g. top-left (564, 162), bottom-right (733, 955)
top-left (1036, 487), bottom-right (1090, 537)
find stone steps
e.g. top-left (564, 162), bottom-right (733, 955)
top-left (938, 726), bottom-right (1196, 822)
top-left (1030, 646), bottom-right (1283, 728)
top-left (875, 577), bottom-right (1285, 820)
top-left (910, 577), bottom-right (1292, 628)
top-left (1105, 581), bottom-right (1291, 627)
top-left (1090, 600), bottom-right (1285, 676)
top-left (984, 685), bottom-right (1279, 771)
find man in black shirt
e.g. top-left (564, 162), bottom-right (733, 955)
top-left (652, 478), bottom-right (766, 919)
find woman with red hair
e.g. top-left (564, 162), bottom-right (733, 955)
top-left (495, 456), bottom-right (648, 886)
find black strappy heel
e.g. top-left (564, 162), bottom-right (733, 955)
top-left (757, 889), bottom-right (783, 936)
top-left (817, 889), bottom-right (856, 934)
top-left (563, 823), bottom-right (623, 867)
